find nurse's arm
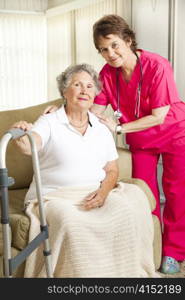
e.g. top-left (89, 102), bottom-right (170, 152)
top-left (90, 103), bottom-right (107, 115)
top-left (120, 105), bottom-right (170, 133)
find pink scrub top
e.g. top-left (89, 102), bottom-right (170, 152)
top-left (94, 49), bottom-right (185, 151)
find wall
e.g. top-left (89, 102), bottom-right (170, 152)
top-left (48, 0), bottom-right (75, 8)
top-left (132, 0), bottom-right (169, 58)
top-left (0, 0), bottom-right (47, 11)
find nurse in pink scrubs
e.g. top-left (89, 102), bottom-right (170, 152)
top-left (91, 14), bottom-right (185, 274)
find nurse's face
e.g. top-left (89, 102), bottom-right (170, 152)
top-left (98, 34), bottom-right (133, 68)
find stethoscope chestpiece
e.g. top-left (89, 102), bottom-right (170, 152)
top-left (114, 110), bottom-right (122, 119)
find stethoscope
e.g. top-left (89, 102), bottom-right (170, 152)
top-left (114, 52), bottom-right (143, 119)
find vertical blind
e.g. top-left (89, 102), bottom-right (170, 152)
top-left (75, 0), bottom-right (116, 72)
top-left (0, 0), bottom-right (47, 11)
top-left (46, 0), bottom-right (119, 99)
top-left (0, 13), bottom-right (47, 110)
top-left (0, 0), bottom-right (129, 109)
top-left (47, 12), bottom-right (72, 100)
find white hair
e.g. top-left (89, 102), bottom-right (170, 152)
top-left (56, 63), bottom-right (102, 97)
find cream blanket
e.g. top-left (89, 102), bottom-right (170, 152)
top-left (24, 182), bottom-right (159, 278)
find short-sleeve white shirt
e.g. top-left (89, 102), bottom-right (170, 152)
top-left (25, 106), bottom-right (118, 200)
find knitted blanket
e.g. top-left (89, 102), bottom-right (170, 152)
top-left (24, 182), bottom-right (159, 278)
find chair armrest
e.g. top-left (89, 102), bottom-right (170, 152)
top-left (119, 177), bottom-right (156, 211)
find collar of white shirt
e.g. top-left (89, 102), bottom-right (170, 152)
top-left (56, 105), bottom-right (95, 127)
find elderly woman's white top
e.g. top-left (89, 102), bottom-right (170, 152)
top-left (25, 106), bottom-right (118, 201)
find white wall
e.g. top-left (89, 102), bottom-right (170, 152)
top-left (131, 0), bottom-right (185, 101)
top-left (48, 0), bottom-right (75, 8)
top-left (132, 0), bottom-right (169, 58)
top-left (0, 0), bottom-right (47, 11)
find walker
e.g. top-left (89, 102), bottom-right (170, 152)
top-left (0, 128), bottom-right (53, 277)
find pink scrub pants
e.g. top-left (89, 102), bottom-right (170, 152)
top-left (131, 141), bottom-right (185, 261)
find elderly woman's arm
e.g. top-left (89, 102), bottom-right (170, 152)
top-left (11, 121), bottom-right (42, 155)
top-left (82, 159), bottom-right (119, 210)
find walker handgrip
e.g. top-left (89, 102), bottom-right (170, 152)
top-left (7, 128), bottom-right (26, 139)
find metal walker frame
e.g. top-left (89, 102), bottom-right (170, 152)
top-left (0, 128), bottom-right (53, 277)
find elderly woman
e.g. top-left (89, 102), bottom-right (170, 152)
top-left (12, 64), bottom-right (157, 278)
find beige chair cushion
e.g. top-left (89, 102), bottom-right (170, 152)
top-left (117, 147), bottom-right (132, 179)
top-left (8, 189), bottom-right (30, 251)
top-left (0, 213), bottom-right (29, 256)
top-left (8, 189), bottom-right (28, 214)
top-left (10, 214), bottom-right (30, 251)
top-left (0, 224), bottom-right (11, 256)
top-left (120, 177), bottom-right (156, 211)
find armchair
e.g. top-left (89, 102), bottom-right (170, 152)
top-left (0, 99), bottom-right (162, 277)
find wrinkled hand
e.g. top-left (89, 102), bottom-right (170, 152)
top-left (11, 121), bottom-right (33, 132)
top-left (96, 114), bottom-right (117, 133)
top-left (43, 105), bottom-right (59, 115)
top-left (79, 189), bottom-right (107, 210)
top-left (10, 121), bottom-right (33, 153)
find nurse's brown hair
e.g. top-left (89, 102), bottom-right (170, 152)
top-left (93, 14), bottom-right (137, 53)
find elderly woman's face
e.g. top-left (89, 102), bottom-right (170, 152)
top-left (63, 71), bottom-right (96, 109)
top-left (98, 34), bottom-right (132, 68)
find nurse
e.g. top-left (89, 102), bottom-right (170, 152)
top-left (92, 14), bottom-right (185, 274)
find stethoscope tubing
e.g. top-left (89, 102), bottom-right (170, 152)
top-left (115, 52), bottom-right (143, 119)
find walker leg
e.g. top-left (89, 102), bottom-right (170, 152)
top-left (43, 239), bottom-right (53, 277)
top-left (1, 129), bottom-right (54, 277)
top-left (27, 131), bottom-right (53, 277)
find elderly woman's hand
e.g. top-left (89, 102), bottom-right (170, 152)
top-left (11, 120), bottom-right (33, 131)
top-left (81, 188), bottom-right (107, 210)
top-left (10, 121), bottom-right (42, 155)
top-left (96, 114), bottom-right (117, 133)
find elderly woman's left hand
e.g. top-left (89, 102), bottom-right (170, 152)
top-left (81, 189), bottom-right (107, 210)
top-left (96, 114), bottom-right (117, 133)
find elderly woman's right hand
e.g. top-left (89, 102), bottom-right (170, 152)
top-left (10, 121), bottom-right (33, 155)
top-left (80, 188), bottom-right (107, 210)
top-left (11, 120), bottom-right (33, 132)
top-left (10, 121), bottom-right (42, 155)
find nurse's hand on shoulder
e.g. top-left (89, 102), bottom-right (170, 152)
top-left (96, 114), bottom-right (117, 133)
top-left (42, 105), bottom-right (59, 115)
